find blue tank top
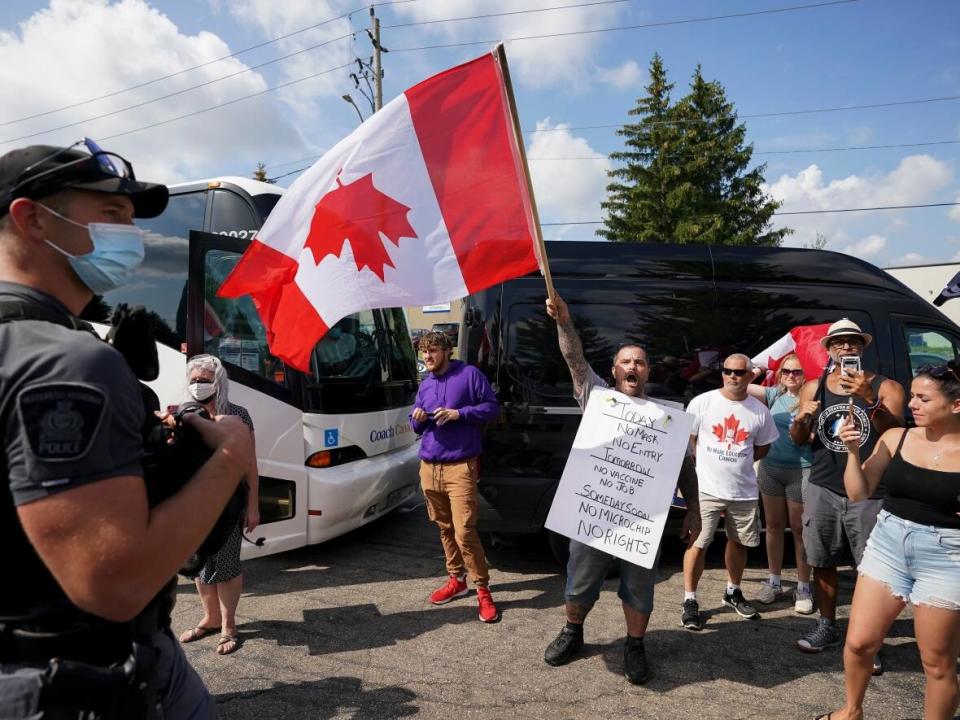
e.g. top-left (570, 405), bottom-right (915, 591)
top-left (762, 387), bottom-right (813, 468)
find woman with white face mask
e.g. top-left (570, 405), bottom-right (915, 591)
top-left (178, 354), bottom-right (259, 656)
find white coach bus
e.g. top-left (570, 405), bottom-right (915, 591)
top-left (97, 177), bottom-right (421, 559)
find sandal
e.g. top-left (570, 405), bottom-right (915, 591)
top-left (179, 625), bottom-right (219, 643)
top-left (216, 634), bottom-right (240, 655)
top-left (814, 714), bottom-right (833, 720)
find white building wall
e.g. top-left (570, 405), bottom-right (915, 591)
top-left (884, 263), bottom-right (960, 329)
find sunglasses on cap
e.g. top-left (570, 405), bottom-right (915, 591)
top-left (721, 368), bottom-right (749, 377)
top-left (917, 363), bottom-right (960, 382)
top-left (13, 137), bottom-right (134, 196)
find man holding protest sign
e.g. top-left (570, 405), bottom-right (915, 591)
top-left (542, 294), bottom-right (699, 685)
top-left (681, 354), bottom-right (779, 631)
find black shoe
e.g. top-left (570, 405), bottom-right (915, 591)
top-left (681, 599), bottom-right (702, 631)
top-left (722, 588), bottom-right (760, 619)
top-left (623, 636), bottom-right (650, 685)
top-left (544, 626), bottom-right (584, 666)
top-left (872, 649), bottom-right (884, 676)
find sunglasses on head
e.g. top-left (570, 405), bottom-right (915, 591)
top-left (721, 368), bottom-right (749, 377)
top-left (780, 368), bottom-right (804, 377)
top-left (13, 137), bottom-right (134, 197)
top-left (917, 363), bottom-right (960, 382)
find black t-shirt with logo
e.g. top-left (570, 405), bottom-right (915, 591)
top-left (808, 373), bottom-right (885, 498)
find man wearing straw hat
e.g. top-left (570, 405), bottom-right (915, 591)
top-left (789, 318), bottom-right (904, 669)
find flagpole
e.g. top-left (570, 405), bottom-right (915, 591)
top-left (494, 43), bottom-right (555, 302)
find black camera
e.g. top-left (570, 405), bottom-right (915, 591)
top-left (142, 403), bottom-right (247, 576)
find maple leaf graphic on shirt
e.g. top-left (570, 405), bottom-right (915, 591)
top-left (712, 414), bottom-right (750, 448)
top-left (304, 172), bottom-right (417, 281)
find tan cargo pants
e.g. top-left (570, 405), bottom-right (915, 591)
top-left (419, 458), bottom-right (490, 587)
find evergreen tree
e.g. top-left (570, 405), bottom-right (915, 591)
top-left (600, 58), bottom-right (790, 246)
top-left (599, 54), bottom-right (682, 243)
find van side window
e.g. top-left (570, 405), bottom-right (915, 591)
top-left (903, 326), bottom-right (959, 376)
top-left (201, 248), bottom-right (288, 387)
top-left (210, 189), bottom-right (259, 240)
top-left (103, 191), bottom-right (206, 347)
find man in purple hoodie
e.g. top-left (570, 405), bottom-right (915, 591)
top-left (410, 330), bottom-right (501, 623)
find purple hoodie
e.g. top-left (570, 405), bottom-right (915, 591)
top-left (409, 360), bottom-right (500, 462)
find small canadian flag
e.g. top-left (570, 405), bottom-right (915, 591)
top-left (751, 323), bottom-right (832, 384)
top-left (218, 50), bottom-right (541, 371)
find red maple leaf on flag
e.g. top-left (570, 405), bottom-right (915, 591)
top-left (711, 414), bottom-right (750, 447)
top-left (303, 172), bottom-right (417, 281)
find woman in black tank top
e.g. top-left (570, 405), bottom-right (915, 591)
top-left (814, 361), bottom-right (960, 720)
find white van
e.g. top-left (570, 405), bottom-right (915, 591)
top-left (97, 177), bottom-right (420, 559)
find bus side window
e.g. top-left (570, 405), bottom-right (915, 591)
top-left (202, 248), bottom-right (288, 387)
top-left (210, 189), bottom-right (259, 240)
top-left (102, 191), bottom-right (206, 348)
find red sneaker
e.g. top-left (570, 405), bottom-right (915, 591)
top-left (429, 575), bottom-right (468, 605)
top-left (477, 587), bottom-right (500, 623)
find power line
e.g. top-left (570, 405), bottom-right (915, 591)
top-left (0, 0), bottom-right (420, 128)
top-left (263, 138), bottom-right (960, 181)
top-left (389, 0), bottom-right (857, 52)
top-left (539, 201), bottom-right (960, 225)
top-left (383, 0), bottom-right (628, 30)
top-left (0, 0), bottom-right (862, 146)
top-left (1, 0), bottom-right (628, 139)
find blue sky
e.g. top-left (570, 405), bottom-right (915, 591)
top-left (1, 0), bottom-right (958, 266)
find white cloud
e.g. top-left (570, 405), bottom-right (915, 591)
top-left (527, 118), bottom-right (610, 239)
top-left (210, 0), bottom-right (354, 117)
top-left (848, 126), bottom-right (874, 145)
top-left (836, 234), bottom-right (887, 259)
top-left (596, 60), bottom-right (643, 90)
top-left (764, 154), bottom-right (954, 253)
top-left (0, 0), bottom-right (310, 183)
top-left (391, 0), bottom-right (628, 89)
top-left (891, 251), bottom-right (937, 266)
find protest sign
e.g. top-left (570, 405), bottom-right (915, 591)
top-left (545, 387), bottom-right (694, 568)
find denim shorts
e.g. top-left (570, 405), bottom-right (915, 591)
top-left (858, 509), bottom-right (960, 610)
top-left (565, 540), bottom-right (658, 615)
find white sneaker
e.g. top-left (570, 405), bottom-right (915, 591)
top-left (755, 580), bottom-right (785, 604)
top-left (794, 586), bottom-right (815, 615)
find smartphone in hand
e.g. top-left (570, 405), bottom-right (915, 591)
top-left (840, 356), bottom-right (861, 376)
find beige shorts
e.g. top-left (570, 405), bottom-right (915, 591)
top-left (693, 493), bottom-right (761, 549)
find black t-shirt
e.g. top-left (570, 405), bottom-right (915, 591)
top-left (1, 282), bottom-right (144, 619)
top-left (808, 373), bottom-right (887, 498)
top-left (883, 430), bottom-right (960, 529)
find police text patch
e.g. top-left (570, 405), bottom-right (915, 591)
top-left (17, 383), bottom-right (106, 461)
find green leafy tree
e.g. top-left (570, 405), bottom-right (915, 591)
top-left (600, 57), bottom-right (790, 246)
top-left (253, 161), bottom-right (275, 184)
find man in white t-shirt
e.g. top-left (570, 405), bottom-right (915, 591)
top-left (681, 353), bottom-right (779, 631)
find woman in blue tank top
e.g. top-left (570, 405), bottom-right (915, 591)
top-left (747, 353), bottom-right (814, 614)
top-left (815, 361), bottom-right (960, 720)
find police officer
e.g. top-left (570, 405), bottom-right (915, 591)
top-left (0, 140), bottom-right (253, 718)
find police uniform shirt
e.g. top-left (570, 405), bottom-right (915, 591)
top-left (1, 282), bottom-right (145, 506)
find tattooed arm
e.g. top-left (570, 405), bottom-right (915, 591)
top-left (545, 294), bottom-right (589, 399)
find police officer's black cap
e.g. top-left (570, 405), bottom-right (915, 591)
top-left (0, 144), bottom-right (169, 219)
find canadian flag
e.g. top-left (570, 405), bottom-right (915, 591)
top-left (218, 50), bottom-right (540, 371)
top-left (751, 323), bottom-right (832, 383)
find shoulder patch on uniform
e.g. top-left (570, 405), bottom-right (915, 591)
top-left (16, 383), bottom-right (107, 462)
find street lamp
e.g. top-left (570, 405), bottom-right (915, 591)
top-left (342, 94), bottom-right (364, 124)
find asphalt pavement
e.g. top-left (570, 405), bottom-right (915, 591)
top-left (173, 499), bottom-right (933, 720)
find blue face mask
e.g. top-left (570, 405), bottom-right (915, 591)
top-left (38, 203), bottom-right (146, 294)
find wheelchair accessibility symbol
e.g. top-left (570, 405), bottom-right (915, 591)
top-left (324, 429), bottom-right (339, 447)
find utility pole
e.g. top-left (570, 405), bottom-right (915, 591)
top-left (370, 7), bottom-right (383, 112)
